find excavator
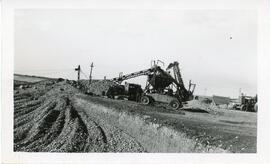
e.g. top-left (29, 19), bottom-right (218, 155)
top-left (107, 61), bottom-right (196, 110)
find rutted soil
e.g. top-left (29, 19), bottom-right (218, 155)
top-left (14, 81), bottom-right (144, 152)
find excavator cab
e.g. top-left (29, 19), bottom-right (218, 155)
top-left (124, 82), bottom-right (143, 101)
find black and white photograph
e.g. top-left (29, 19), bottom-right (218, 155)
top-left (1, 0), bottom-right (270, 164)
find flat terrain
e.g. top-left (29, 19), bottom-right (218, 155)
top-left (13, 75), bottom-right (257, 153)
top-left (14, 74), bottom-right (53, 83)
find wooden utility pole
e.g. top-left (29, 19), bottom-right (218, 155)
top-left (89, 62), bottom-right (94, 84)
top-left (75, 65), bottom-right (81, 81)
top-left (239, 88), bottom-right (242, 97)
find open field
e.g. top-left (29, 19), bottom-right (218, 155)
top-left (13, 75), bottom-right (257, 153)
top-left (14, 74), bottom-right (54, 83)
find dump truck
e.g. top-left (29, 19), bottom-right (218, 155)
top-left (106, 82), bottom-right (143, 101)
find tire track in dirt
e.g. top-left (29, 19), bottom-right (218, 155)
top-left (73, 100), bottom-right (146, 153)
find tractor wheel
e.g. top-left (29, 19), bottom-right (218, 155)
top-left (169, 100), bottom-right (181, 110)
top-left (254, 103), bottom-right (258, 112)
top-left (141, 96), bottom-right (150, 105)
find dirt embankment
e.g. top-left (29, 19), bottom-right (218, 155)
top-left (14, 81), bottom-right (144, 152)
top-left (74, 94), bottom-right (256, 153)
top-left (73, 96), bottom-right (227, 153)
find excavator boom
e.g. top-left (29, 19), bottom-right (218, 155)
top-left (112, 68), bottom-right (155, 83)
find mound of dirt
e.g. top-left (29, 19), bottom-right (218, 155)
top-left (183, 100), bottom-right (219, 114)
top-left (14, 81), bottom-right (144, 152)
top-left (79, 80), bottom-right (118, 96)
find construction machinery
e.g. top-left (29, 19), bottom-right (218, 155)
top-left (109, 61), bottom-right (196, 110)
top-left (233, 94), bottom-right (258, 112)
top-left (106, 82), bottom-right (143, 101)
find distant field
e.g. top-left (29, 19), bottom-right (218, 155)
top-left (14, 74), bottom-right (54, 83)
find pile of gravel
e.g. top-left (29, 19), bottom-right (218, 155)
top-left (80, 80), bottom-right (118, 96)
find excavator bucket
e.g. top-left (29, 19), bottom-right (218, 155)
top-left (148, 74), bottom-right (172, 90)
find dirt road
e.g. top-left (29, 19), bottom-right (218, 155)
top-left (13, 79), bottom-right (257, 153)
top-left (74, 94), bottom-right (256, 153)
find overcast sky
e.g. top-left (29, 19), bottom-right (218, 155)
top-left (14, 9), bottom-right (257, 98)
